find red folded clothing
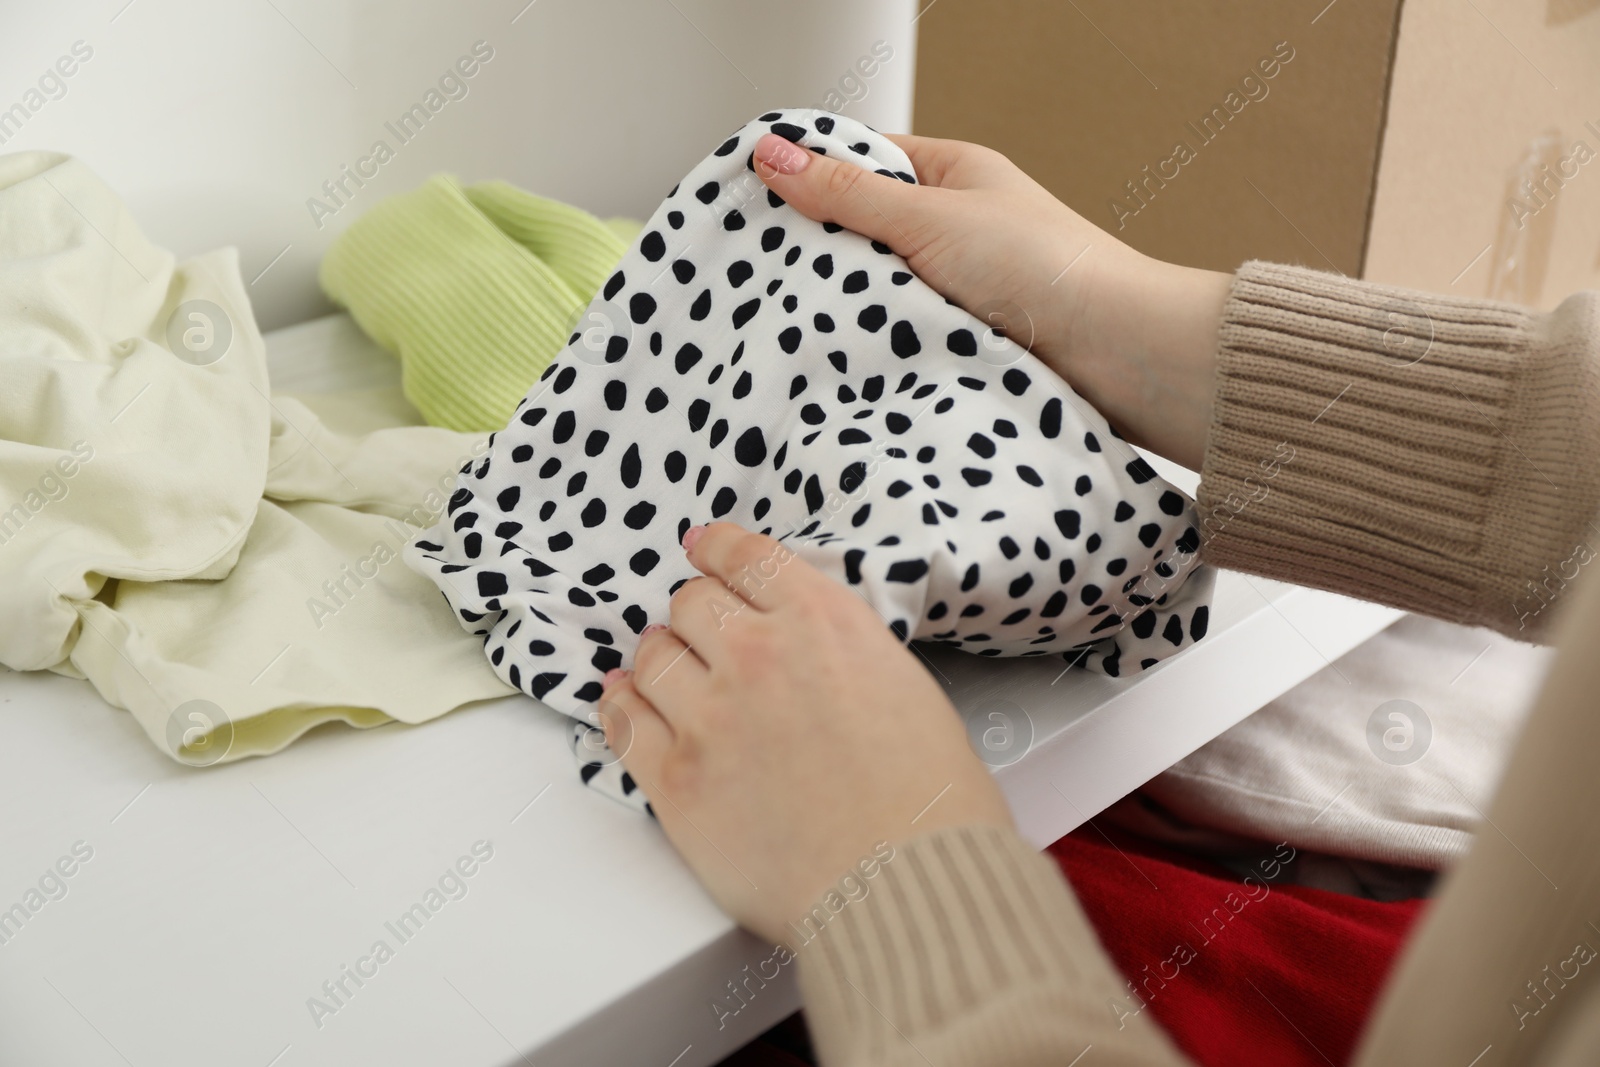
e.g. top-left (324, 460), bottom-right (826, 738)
top-left (1048, 827), bottom-right (1427, 1067)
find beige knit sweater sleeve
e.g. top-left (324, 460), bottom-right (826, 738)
top-left (1199, 261), bottom-right (1600, 641)
top-left (795, 262), bottom-right (1600, 1067)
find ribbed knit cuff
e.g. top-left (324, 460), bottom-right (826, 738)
top-left (795, 824), bottom-right (1183, 1067)
top-left (464, 181), bottom-right (631, 299)
top-left (1198, 261), bottom-right (1600, 639)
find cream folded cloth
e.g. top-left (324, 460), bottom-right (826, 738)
top-left (1135, 614), bottom-right (1555, 868)
top-left (0, 151), bottom-right (512, 764)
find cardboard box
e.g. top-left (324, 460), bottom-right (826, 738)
top-left (913, 0), bottom-right (1600, 309)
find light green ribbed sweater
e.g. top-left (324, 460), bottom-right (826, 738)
top-left (319, 175), bottom-right (641, 432)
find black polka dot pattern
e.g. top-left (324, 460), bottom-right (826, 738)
top-left (405, 108), bottom-right (1215, 810)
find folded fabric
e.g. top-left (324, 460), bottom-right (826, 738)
top-left (0, 151), bottom-right (513, 766)
top-left (320, 174), bottom-right (641, 432)
top-left (1138, 613), bottom-right (1555, 868)
top-left (404, 108), bottom-right (1216, 807)
top-left (1050, 826), bottom-right (1425, 1067)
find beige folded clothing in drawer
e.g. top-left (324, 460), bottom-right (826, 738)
top-left (1139, 614), bottom-right (1555, 869)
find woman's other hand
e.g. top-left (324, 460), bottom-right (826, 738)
top-left (751, 130), bottom-right (1232, 472)
top-left (598, 522), bottom-right (1013, 947)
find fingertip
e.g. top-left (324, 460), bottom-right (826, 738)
top-left (597, 671), bottom-right (634, 739)
top-left (682, 521), bottom-right (752, 575)
top-left (753, 132), bottom-right (811, 179)
top-left (594, 677), bottom-right (671, 779)
top-left (595, 674), bottom-right (639, 747)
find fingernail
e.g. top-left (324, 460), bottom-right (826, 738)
top-left (682, 524), bottom-right (707, 552)
top-left (641, 624), bottom-right (668, 637)
top-left (602, 668), bottom-right (629, 687)
top-left (754, 133), bottom-right (810, 176)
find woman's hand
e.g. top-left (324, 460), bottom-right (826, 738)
top-left (751, 131), bottom-right (1232, 472)
top-left (598, 523), bottom-right (1013, 947)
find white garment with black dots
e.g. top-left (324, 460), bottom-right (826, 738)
top-left (405, 109), bottom-right (1215, 810)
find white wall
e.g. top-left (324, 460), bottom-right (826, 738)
top-left (0, 0), bottom-right (917, 330)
